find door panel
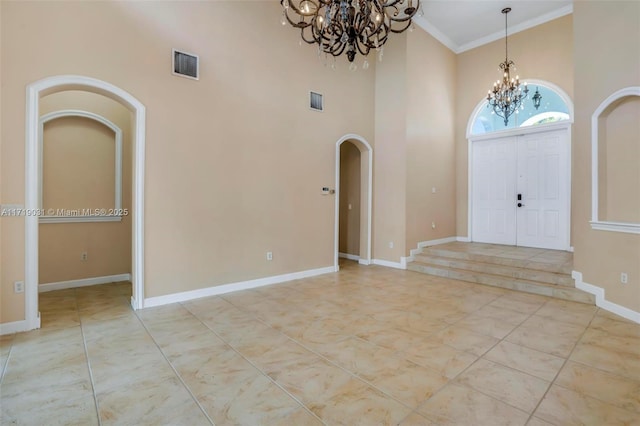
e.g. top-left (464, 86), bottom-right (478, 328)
top-left (472, 137), bottom-right (517, 245)
top-left (516, 129), bottom-right (569, 250)
top-left (471, 128), bottom-right (569, 250)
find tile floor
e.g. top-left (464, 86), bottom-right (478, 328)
top-left (1, 261), bottom-right (639, 425)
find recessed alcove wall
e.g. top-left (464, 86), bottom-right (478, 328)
top-left (591, 87), bottom-right (640, 234)
top-left (597, 96), bottom-right (640, 224)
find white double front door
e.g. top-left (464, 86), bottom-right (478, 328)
top-left (471, 127), bottom-right (570, 250)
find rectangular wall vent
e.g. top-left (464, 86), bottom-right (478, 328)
top-left (310, 91), bottom-right (324, 112)
top-left (173, 49), bottom-right (199, 80)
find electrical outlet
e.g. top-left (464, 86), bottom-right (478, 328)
top-left (266, 251), bottom-right (273, 261)
top-left (14, 281), bottom-right (24, 293)
top-left (621, 272), bottom-right (628, 284)
top-left (432, 187), bottom-right (436, 194)
top-left (81, 251), bottom-right (88, 261)
top-left (432, 221), bottom-right (436, 229)
top-left (389, 242), bottom-right (394, 249)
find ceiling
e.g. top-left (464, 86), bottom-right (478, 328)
top-left (413, 1), bottom-right (573, 53)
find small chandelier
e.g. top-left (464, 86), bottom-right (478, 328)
top-left (280, 0), bottom-right (422, 68)
top-left (487, 7), bottom-right (529, 126)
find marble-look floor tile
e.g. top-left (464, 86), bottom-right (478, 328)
top-left (11, 260), bottom-right (640, 426)
top-left (473, 304), bottom-right (531, 325)
top-left (535, 299), bottom-right (598, 327)
top-left (1, 393), bottom-right (99, 426)
top-left (97, 375), bottom-right (210, 426)
top-left (526, 417), bottom-right (555, 426)
top-left (418, 383), bottom-right (530, 425)
top-left (433, 325), bottom-right (500, 356)
top-left (589, 314), bottom-right (640, 339)
top-left (570, 331), bottom-right (640, 381)
top-left (454, 314), bottom-right (519, 339)
top-left (1, 371), bottom-right (93, 418)
top-left (402, 340), bottom-right (478, 379)
top-left (370, 360), bottom-right (448, 408)
top-left (484, 340), bottom-right (565, 381)
top-left (398, 411), bottom-right (437, 425)
top-left (455, 359), bottom-right (550, 413)
top-left (194, 370), bottom-right (303, 425)
top-left (273, 358), bottom-right (353, 406)
top-left (534, 385), bottom-right (639, 426)
top-left (555, 361), bottom-right (640, 414)
top-left (488, 293), bottom-right (548, 315)
top-left (506, 315), bottom-right (586, 357)
top-left (309, 377), bottom-right (412, 426)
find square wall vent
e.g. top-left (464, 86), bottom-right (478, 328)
top-left (310, 91), bottom-right (324, 112)
top-left (173, 49), bottom-right (199, 80)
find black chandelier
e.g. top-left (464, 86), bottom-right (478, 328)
top-left (280, 0), bottom-right (422, 68)
top-left (486, 7), bottom-right (535, 126)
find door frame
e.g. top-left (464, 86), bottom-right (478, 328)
top-left (334, 134), bottom-right (373, 271)
top-left (466, 80), bottom-right (573, 250)
top-left (23, 75), bottom-right (146, 332)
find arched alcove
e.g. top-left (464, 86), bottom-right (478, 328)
top-left (590, 86), bottom-right (640, 234)
top-left (39, 110), bottom-right (124, 223)
top-left (24, 75), bottom-right (146, 331)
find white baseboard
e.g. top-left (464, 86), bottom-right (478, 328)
top-left (572, 271), bottom-right (640, 324)
top-left (373, 259), bottom-right (406, 270)
top-left (405, 236), bottom-right (459, 265)
top-left (358, 259), bottom-right (371, 265)
top-left (39, 273), bottom-right (132, 292)
top-left (0, 314), bottom-right (41, 335)
top-left (143, 266), bottom-right (334, 308)
top-left (339, 252), bottom-right (360, 261)
top-left (456, 236), bottom-right (471, 242)
top-left (0, 320), bottom-right (28, 335)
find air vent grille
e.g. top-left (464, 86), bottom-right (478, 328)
top-left (310, 91), bottom-right (324, 112)
top-left (173, 49), bottom-right (199, 80)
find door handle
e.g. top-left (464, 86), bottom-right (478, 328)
top-left (517, 202), bottom-right (524, 207)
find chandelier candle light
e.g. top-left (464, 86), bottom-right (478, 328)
top-left (487, 7), bottom-right (530, 126)
top-left (280, 0), bottom-right (422, 69)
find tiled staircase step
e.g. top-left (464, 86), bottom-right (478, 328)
top-left (407, 262), bottom-right (595, 305)
top-left (413, 254), bottom-right (574, 287)
top-left (423, 247), bottom-right (572, 275)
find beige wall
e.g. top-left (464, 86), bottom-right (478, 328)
top-left (1, 1), bottom-right (375, 322)
top-left (339, 141), bottom-right (360, 256)
top-left (374, 27), bottom-right (458, 261)
top-left (573, 1), bottom-right (640, 312)
top-left (374, 34), bottom-right (407, 261)
top-left (456, 16), bottom-right (574, 237)
top-left (405, 26), bottom-right (457, 252)
top-left (38, 91), bottom-right (132, 284)
top-left (598, 97), bottom-right (640, 223)
top-left (43, 118), bottom-right (115, 210)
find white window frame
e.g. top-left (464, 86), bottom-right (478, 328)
top-left (39, 109), bottom-right (123, 223)
top-left (590, 87), bottom-right (640, 234)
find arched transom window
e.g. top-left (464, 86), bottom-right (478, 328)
top-left (470, 83), bottom-right (572, 135)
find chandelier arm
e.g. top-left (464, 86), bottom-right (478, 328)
top-left (281, 0), bottom-right (420, 63)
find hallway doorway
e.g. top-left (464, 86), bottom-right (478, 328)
top-left (334, 134), bottom-right (372, 270)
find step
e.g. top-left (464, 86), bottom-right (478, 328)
top-left (413, 253), bottom-right (574, 287)
top-left (423, 246), bottom-right (572, 275)
top-left (408, 261), bottom-right (595, 305)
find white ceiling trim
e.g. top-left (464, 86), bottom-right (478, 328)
top-left (414, 4), bottom-right (573, 54)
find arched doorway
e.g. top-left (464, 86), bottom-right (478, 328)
top-left (24, 75), bottom-right (146, 331)
top-left (467, 80), bottom-right (573, 250)
top-left (334, 134), bottom-right (372, 271)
